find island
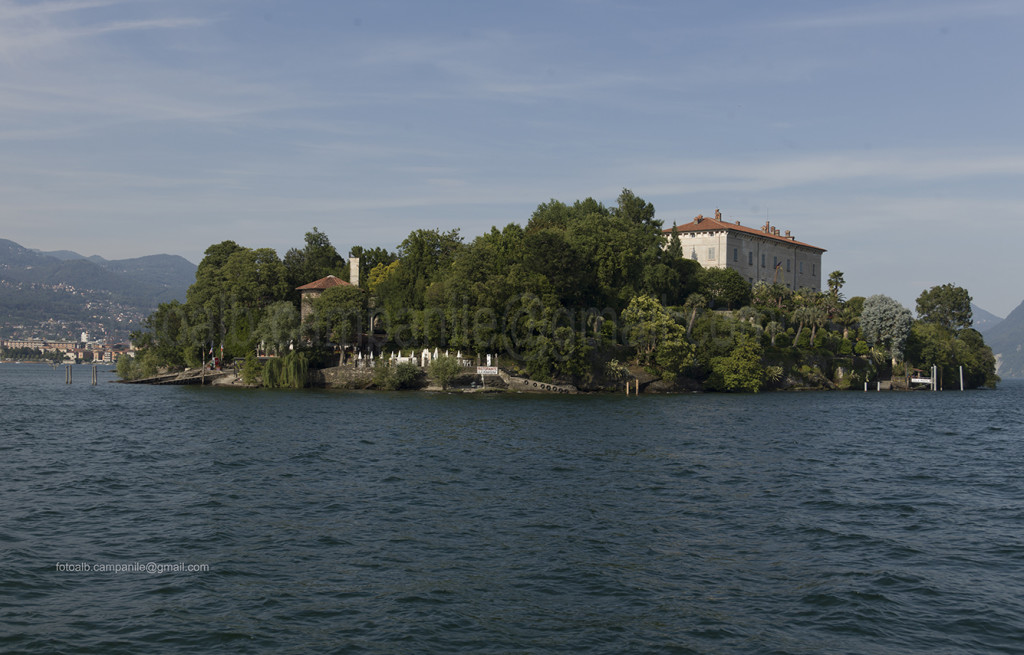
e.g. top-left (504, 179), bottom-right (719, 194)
top-left (117, 190), bottom-right (998, 393)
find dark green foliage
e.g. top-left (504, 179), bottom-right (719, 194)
top-left (283, 227), bottom-right (346, 292)
top-left (348, 245), bottom-right (397, 287)
top-left (698, 267), bottom-right (750, 309)
top-left (129, 190), bottom-right (998, 393)
top-left (262, 351), bottom-right (309, 389)
top-left (916, 283), bottom-right (973, 331)
top-left (240, 353), bottom-right (263, 385)
top-left (254, 301), bottom-right (300, 355)
top-left (373, 361), bottom-right (425, 390)
top-left (428, 355), bottom-right (463, 390)
top-left (905, 323), bottom-right (998, 389)
top-left (116, 354), bottom-right (139, 380)
top-left (308, 286), bottom-right (368, 346)
top-left (621, 295), bottom-right (694, 381)
top-left (706, 334), bottom-right (765, 392)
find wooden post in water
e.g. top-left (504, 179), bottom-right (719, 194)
top-left (960, 365), bottom-right (964, 391)
top-left (66, 365), bottom-right (72, 384)
top-left (92, 365), bottom-right (98, 386)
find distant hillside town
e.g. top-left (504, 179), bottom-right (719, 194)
top-left (0, 333), bottom-right (132, 364)
top-left (0, 238), bottom-right (196, 345)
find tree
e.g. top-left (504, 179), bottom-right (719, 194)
top-left (790, 305), bottom-right (812, 347)
top-left (373, 361), bottom-right (424, 390)
top-left (707, 333), bottom-right (765, 392)
top-left (254, 301), bottom-right (300, 356)
top-left (682, 293), bottom-right (707, 338)
top-left (827, 270), bottom-right (846, 301)
top-left (283, 227), bottom-right (345, 292)
top-left (916, 283), bottom-right (973, 331)
top-left (697, 267), bottom-right (750, 309)
top-left (665, 223), bottom-right (683, 260)
top-left (751, 281), bottom-right (792, 311)
top-left (428, 355), bottom-right (463, 390)
top-left (834, 304), bottom-right (859, 340)
top-left (375, 228), bottom-right (463, 316)
top-left (860, 295), bottom-right (913, 366)
top-left (186, 240), bottom-right (247, 360)
top-left (221, 247), bottom-right (289, 311)
top-left (348, 245), bottom-right (397, 288)
top-left (309, 285), bottom-right (368, 347)
top-left (612, 188), bottom-right (660, 228)
top-left (906, 321), bottom-right (998, 389)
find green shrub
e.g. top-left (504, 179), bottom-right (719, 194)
top-left (116, 354), bottom-right (139, 380)
top-left (241, 353), bottom-right (263, 386)
top-left (373, 361), bottom-right (424, 390)
top-left (262, 351), bottom-right (309, 389)
top-left (428, 355), bottom-right (463, 390)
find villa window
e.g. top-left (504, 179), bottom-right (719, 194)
top-left (733, 248), bottom-right (738, 262)
top-left (761, 254), bottom-right (765, 268)
top-left (748, 252), bottom-right (753, 266)
top-left (787, 259), bottom-right (791, 272)
top-left (708, 247), bottom-right (715, 261)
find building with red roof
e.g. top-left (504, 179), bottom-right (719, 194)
top-left (296, 274), bottom-right (352, 321)
top-left (663, 210), bottom-right (826, 291)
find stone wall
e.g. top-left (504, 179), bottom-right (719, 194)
top-left (312, 366), bottom-right (374, 389)
top-left (498, 369), bottom-right (578, 394)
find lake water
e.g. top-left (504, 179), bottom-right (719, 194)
top-left (2, 364), bottom-right (1023, 654)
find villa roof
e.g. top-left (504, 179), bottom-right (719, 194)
top-left (295, 274), bottom-right (352, 291)
top-left (663, 211), bottom-right (826, 253)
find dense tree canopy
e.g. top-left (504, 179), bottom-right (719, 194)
top-left (127, 190), bottom-right (998, 391)
top-left (860, 294), bottom-right (914, 366)
top-left (916, 283), bottom-right (973, 331)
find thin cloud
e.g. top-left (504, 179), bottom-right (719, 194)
top-left (0, 0), bottom-right (128, 19)
top-left (0, 0), bottom-right (209, 57)
top-left (637, 150), bottom-right (1024, 195)
top-left (765, 0), bottom-right (1024, 30)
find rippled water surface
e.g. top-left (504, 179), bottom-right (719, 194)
top-left (2, 364), bottom-right (1023, 654)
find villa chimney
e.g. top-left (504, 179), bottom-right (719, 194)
top-left (785, 230), bottom-right (791, 239)
top-left (695, 214), bottom-right (704, 224)
top-left (349, 254), bottom-right (360, 287)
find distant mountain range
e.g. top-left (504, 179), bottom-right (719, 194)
top-left (977, 300), bottom-right (1024, 379)
top-left (5, 236), bottom-right (1024, 377)
top-left (0, 238), bottom-right (196, 341)
top-left (971, 304), bottom-right (1003, 334)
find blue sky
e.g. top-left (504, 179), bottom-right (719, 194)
top-left (2, 0), bottom-right (1023, 315)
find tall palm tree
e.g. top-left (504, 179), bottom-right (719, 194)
top-left (790, 306), bottom-right (812, 347)
top-left (806, 304), bottom-right (827, 347)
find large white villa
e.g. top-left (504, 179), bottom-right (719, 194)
top-left (664, 210), bottom-right (826, 291)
